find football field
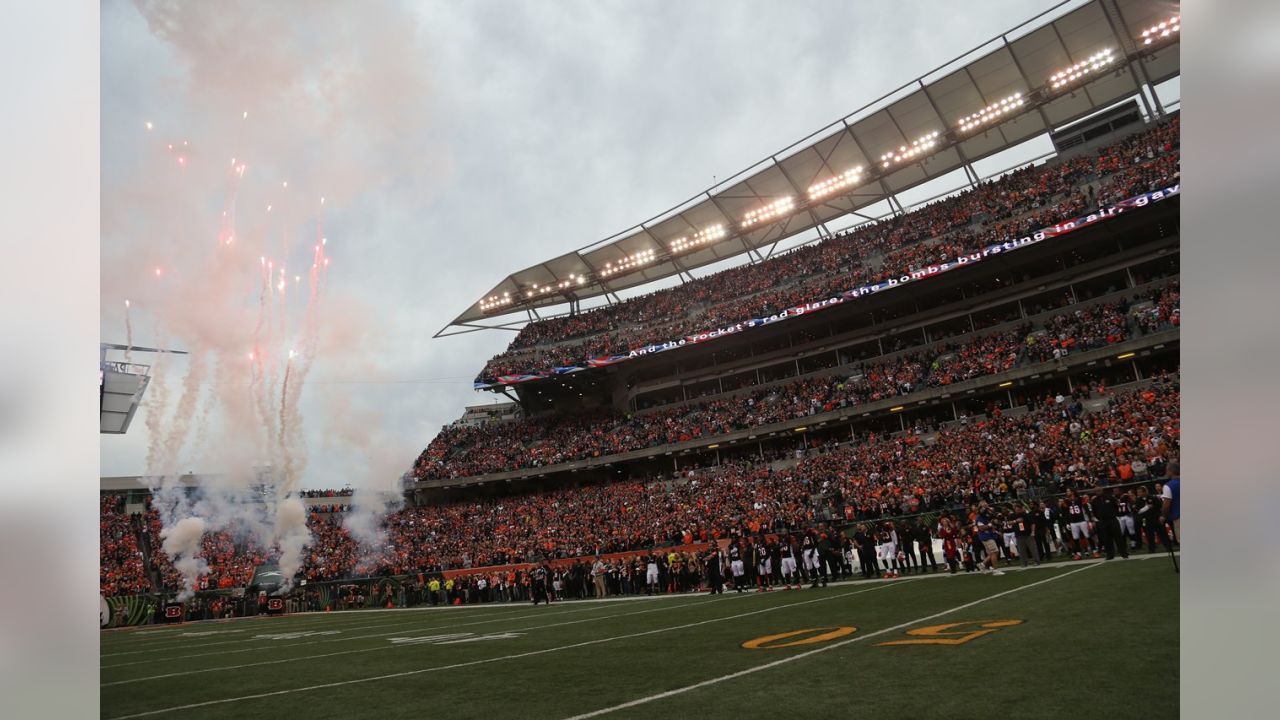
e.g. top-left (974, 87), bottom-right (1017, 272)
top-left (101, 555), bottom-right (1178, 719)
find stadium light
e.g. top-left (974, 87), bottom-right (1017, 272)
top-left (478, 291), bottom-right (513, 312)
top-left (880, 131), bottom-right (941, 169)
top-left (1140, 15), bottom-right (1179, 46)
top-left (807, 166), bottom-right (864, 201)
top-left (599, 249), bottom-right (658, 278)
top-left (1048, 48), bottom-right (1116, 90)
top-left (669, 224), bottom-right (727, 254)
top-left (519, 273), bottom-right (591, 301)
top-left (957, 93), bottom-right (1025, 134)
top-left (740, 197), bottom-right (795, 229)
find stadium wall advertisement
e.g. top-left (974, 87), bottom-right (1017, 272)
top-left (476, 184), bottom-right (1180, 389)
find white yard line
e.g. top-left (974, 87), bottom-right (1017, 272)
top-left (101, 602), bottom-right (618, 665)
top-left (99, 585), bottom-right (749, 653)
top-left (102, 586), bottom-right (702, 643)
top-left (102, 592), bottom-right (755, 685)
top-left (99, 602), bottom-right (562, 652)
top-left (560, 562), bottom-right (1103, 719)
top-left (105, 579), bottom-right (907, 718)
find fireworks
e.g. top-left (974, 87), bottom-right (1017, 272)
top-left (139, 116), bottom-right (334, 595)
top-left (123, 299), bottom-right (133, 364)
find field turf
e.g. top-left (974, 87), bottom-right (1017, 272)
top-left (101, 554), bottom-right (1178, 719)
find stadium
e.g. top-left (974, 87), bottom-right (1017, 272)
top-left (100, 1), bottom-right (1180, 718)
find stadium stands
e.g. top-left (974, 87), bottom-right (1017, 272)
top-left (296, 378), bottom-right (1178, 579)
top-left (418, 281), bottom-right (1179, 480)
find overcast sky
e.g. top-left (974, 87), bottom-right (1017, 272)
top-left (101, 0), bottom-right (1090, 488)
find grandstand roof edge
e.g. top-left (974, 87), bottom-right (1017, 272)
top-left (440, 0), bottom-right (1177, 336)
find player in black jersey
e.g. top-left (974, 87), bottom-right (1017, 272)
top-left (1135, 485), bottom-right (1173, 553)
top-left (778, 534), bottom-right (800, 589)
top-left (1116, 491), bottom-right (1139, 550)
top-left (644, 552), bottom-right (660, 595)
top-left (801, 532), bottom-right (820, 587)
top-left (1000, 513), bottom-right (1018, 562)
top-left (754, 538), bottom-right (772, 592)
top-left (1063, 489), bottom-right (1100, 560)
top-left (815, 532), bottom-right (834, 587)
top-left (727, 541), bottom-right (745, 592)
top-left (876, 523), bottom-right (900, 578)
top-left (531, 563), bottom-right (550, 606)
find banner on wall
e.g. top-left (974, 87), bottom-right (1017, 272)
top-left (475, 184), bottom-right (1180, 389)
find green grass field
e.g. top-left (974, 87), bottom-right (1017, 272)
top-left (101, 555), bottom-right (1178, 719)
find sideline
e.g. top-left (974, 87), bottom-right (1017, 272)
top-left (104, 550), bottom-right (1172, 666)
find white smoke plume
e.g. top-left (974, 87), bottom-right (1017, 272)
top-left (272, 496), bottom-right (309, 585)
top-left (342, 471), bottom-right (409, 574)
top-left (159, 516), bottom-right (207, 602)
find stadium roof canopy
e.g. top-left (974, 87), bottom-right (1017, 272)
top-left (438, 0), bottom-right (1179, 337)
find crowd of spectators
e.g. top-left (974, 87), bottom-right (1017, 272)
top-left (104, 376), bottom-right (1178, 597)
top-left (302, 378), bottom-right (1180, 580)
top-left (300, 488), bottom-right (354, 498)
top-left (418, 281), bottom-right (1179, 480)
top-left (476, 116), bottom-right (1179, 383)
top-left (99, 495), bottom-right (151, 596)
top-left (142, 506), bottom-right (267, 593)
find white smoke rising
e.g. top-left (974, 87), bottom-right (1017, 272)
top-left (159, 516), bottom-right (207, 602)
top-left (342, 471), bottom-right (408, 573)
top-left (273, 496), bottom-right (309, 586)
